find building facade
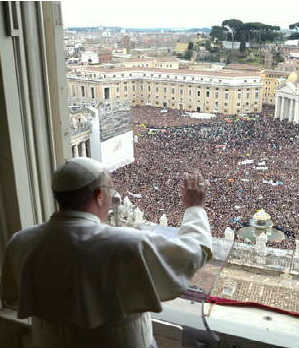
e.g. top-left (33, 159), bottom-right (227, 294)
top-left (67, 67), bottom-right (263, 115)
top-left (69, 108), bottom-right (92, 157)
top-left (69, 103), bottom-right (135, 171)
top-left (274, 72), bottom-right (299, 123)
top-left (81, 51), bottom-right (100, 64)
top-left (120, 57), bottom-right (179, 70)
top-left (276, 59), bottom-right (299, 73)
top-left (98, 49), bottom-right (113, 64)
top-left (261, 70), bottom-right (288, 105)
top-left (175, 42), bottom-right (189, 55)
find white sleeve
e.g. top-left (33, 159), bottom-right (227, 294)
top-left (136, 206), bottom-right (213, 301)
top-left (178, 206), bottom-right (213, 262)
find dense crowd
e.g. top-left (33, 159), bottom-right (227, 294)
top-left (112, 106), bottom-right (299, 249)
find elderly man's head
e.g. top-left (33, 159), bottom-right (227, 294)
top-left (52, 158), bottom-right (113, 220)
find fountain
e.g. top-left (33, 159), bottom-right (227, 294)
top-left (238, 209), bottom-right (285, 243)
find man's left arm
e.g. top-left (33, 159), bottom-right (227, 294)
top-left (137, 172), bottom-right (213, 301)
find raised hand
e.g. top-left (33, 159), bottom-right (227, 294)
top-left (183, 171), bottom-right (208, 208)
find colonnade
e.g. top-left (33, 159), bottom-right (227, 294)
top-left (72, 139), bottom-right (91, 158)
top-left (275, 95), bottom-right (299, 123)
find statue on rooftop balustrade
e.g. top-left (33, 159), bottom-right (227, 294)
top-left (255, 231), bottom-right (267, 256)
top-left (295, 240), bottom-right (299, 259)
top-left (159, 214), bottom-right (168, 227)
top-left (134, 207), bottom-right (144, 225)
top-left (225, 227), bottom-right (234, 241)
top-left (123, 196), bottom-right (133, 217)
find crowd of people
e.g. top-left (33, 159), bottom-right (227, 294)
top-left (112, 106), bottom-right (298, 250)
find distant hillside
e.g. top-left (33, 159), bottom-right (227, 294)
top-left (67, 26), bottom-right (121, 32)
top-left (66, 26), bottom-right (211, 33)
top-left (185, 27), bottom-right (211, 33)
top-left (126, 27), bottom-right (211, 33)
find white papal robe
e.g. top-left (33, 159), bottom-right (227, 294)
top-left (1, 207), bottom-right (212, 348)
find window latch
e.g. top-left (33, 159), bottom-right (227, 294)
top-left (3, 1), bottom-right (20, 37)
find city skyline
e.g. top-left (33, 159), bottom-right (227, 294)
top-left (61, 0), bottom-right (298, 30)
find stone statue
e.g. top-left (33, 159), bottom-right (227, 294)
top-left (134, 207), bottom-right (144, 225)
top-left (295, 240), bottom-right (299, 259)
top-left (224, 227), bottom-right (234, 241)
top-left (159, 214), bottom-right (168, 227)
top-left (280, 266), bottom-right (292, 280)
top-left (123, 196), bottom-right (133, 217)
top-left (255, 232), bottom-right (267, 265)
top-left (127, 209), bottom-right (135, 226)
top-left (255, 232), bottom-right (267, 256)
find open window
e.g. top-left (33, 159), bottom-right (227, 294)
top-left (0, 2), bottom-right (70, 263)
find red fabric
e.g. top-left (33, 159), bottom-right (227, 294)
top-left (207, 296), bottom-right (299, 318)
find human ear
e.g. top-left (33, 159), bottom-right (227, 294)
top-left (95, 188), bottom-right (104, 205)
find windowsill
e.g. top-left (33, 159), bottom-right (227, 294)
top-left (151, 298), bottom-right (299, 348)
top-left (1, 301), bottom-right (298, 348)
top-left (0, 307), bottom-right (31, 327)
top-left (0, 308), bottom-right (32, 347)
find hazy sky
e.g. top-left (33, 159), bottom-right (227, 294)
top-left (61, 0), bottom-right (298, 30)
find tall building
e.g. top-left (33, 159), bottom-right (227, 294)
top-left (121, 35), bottom-right (131, 52)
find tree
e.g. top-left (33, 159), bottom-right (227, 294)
top-left (288, 22), bottom-right (299, 40)
top-left (184, 49), bottom-right (193, 60)
top-left (222, 19), bottom-right (246, 52)
top-left (188, 42), bottom-right (194, 50)
top-left (221, 19), bottom-right (281, 52)
top-left (210, 25), bottom-right (226, 41)
top-left (222, 19), bottom-right (243, 41)
top-left (289, 22), bottom-right (299, 30)
top-left (204, 40), bottom-right (211, 51)
top-left (273, 52), bottom-right (284, 65)
top-left (259, 24), bottom-right (281, 42)
top-left (238, 23), bottom-right (281, 44)
top-left (288, 33), bottom-right (299, 40)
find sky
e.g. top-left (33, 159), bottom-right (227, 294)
top-left (61, 0), bottom-right (298, 30)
